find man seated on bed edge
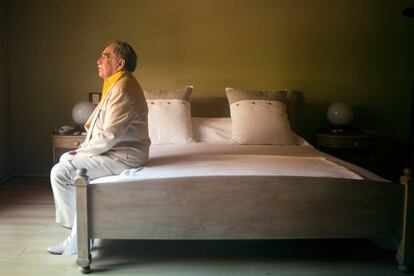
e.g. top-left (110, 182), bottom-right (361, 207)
top-left (48, 41), bottom-right (151, 255)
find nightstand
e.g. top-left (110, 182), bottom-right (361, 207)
top-left (51, 135), bottom-right (86, 164)
top-left (315, 128), bottom-right (376, 170)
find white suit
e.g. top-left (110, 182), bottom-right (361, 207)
top-left (50, 72), bottom-right (150, 227)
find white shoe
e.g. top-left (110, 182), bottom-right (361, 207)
top-left (47, 235), bottom-right (71, 255)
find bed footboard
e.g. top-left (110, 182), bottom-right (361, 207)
top-left (75, 169), bottom-right (91, 274)
top-left (396, 169), bottom-right (414, 272)
top-left (75, 170), bottom-right (406, 273)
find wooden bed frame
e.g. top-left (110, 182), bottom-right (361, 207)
top-left (74, 93), bottom-right (413, 273)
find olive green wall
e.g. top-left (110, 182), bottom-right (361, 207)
top-left (0, 0), bottom-right (11, 182)
top-left (8, 0), bottom-right (414, 179)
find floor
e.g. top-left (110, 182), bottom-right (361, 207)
top-left (0, 178), bottom-right (408, 276)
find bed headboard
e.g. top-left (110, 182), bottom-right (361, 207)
top-left (191, 97), bottom-right (230, 118)
top-left (190, 91), bottom-right (301, 130)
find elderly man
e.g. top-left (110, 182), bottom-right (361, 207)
top-left (48, 41), bottom-right (150, 254)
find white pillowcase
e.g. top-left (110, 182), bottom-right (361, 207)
top-left (147, 99), bottom-right (194, 144)
top-left (192, 117), bottom-right (232, 143)
top-left (230, 100), bottom-right (296, 145)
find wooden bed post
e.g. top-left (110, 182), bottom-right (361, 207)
top-left (396, 168), bottom-right (414, 272)
top-left (75, 168), bottom-right (91, 274)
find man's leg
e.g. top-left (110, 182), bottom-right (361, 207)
top-left (48, 154), bottom-right (129, 255)
top-left (50, 161), bottom-right (76, 228)
top-left (50, 154), bottom-right (129, 228)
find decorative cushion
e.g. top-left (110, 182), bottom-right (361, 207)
top-left (144, 86), bottom-right (194, 144)
top-left (225, 87), bottom-right (296, 145)
top-left (143, 86), bottom-right (192, 101)
top-left (192, 117), bottom-right (232, 143)
top-left (226, 87), bottom-right (287, 105)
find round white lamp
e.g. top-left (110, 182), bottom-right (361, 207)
top-left (72, 101), bottom-right (95, 126)
top-left (327, 102), bottom-right (353, 133)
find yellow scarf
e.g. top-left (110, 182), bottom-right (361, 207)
top-left (101, 71), bottom-right (127, 101)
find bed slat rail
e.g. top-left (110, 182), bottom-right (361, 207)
top-left (85, 176), bottom-right (402, 240)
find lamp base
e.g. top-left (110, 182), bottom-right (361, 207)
top-left (328, 125), bottom-right (351, 135)
top-left (74, 124), bottom-right (87, 136)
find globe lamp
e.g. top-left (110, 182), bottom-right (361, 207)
top-left (72, 101), bottom-right (95, 126)
top-left (327, 102), bottom-right (353, 133)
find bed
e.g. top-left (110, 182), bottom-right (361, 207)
top-left (74, 92), bottom-right (413, 273)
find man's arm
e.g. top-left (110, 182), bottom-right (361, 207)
top-left (76, 86), bottom-right (141, 157)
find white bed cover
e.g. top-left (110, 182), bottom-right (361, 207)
top-left (92, 142), bottom-right (386, 184)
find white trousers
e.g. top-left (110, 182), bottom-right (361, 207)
top-left (50, 152), bottom-right (129, 228)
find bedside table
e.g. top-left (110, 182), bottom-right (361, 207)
top-left (315, 128), bottom-right (376, 170)
top-left (51, 135), bottom-right (86, 164)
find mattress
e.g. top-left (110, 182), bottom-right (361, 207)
top-left (91, 142), bottom-right (386, 184)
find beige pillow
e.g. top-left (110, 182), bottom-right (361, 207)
top-left (225, 87), bottom-right (296, 145)
top-left (226, 87), bottom-right (287, 105)
top-left (143, 86), bottom-right (192, 101)
top-left (192, 117), bottom-right (232, 143)
top-left (144, 86), bottom-right (194, 144)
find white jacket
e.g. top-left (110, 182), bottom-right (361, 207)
top-left (77, 72), bottom-right (150, 167)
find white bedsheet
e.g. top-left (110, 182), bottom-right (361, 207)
top-left (91, 143), bottom-right (386, 184)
